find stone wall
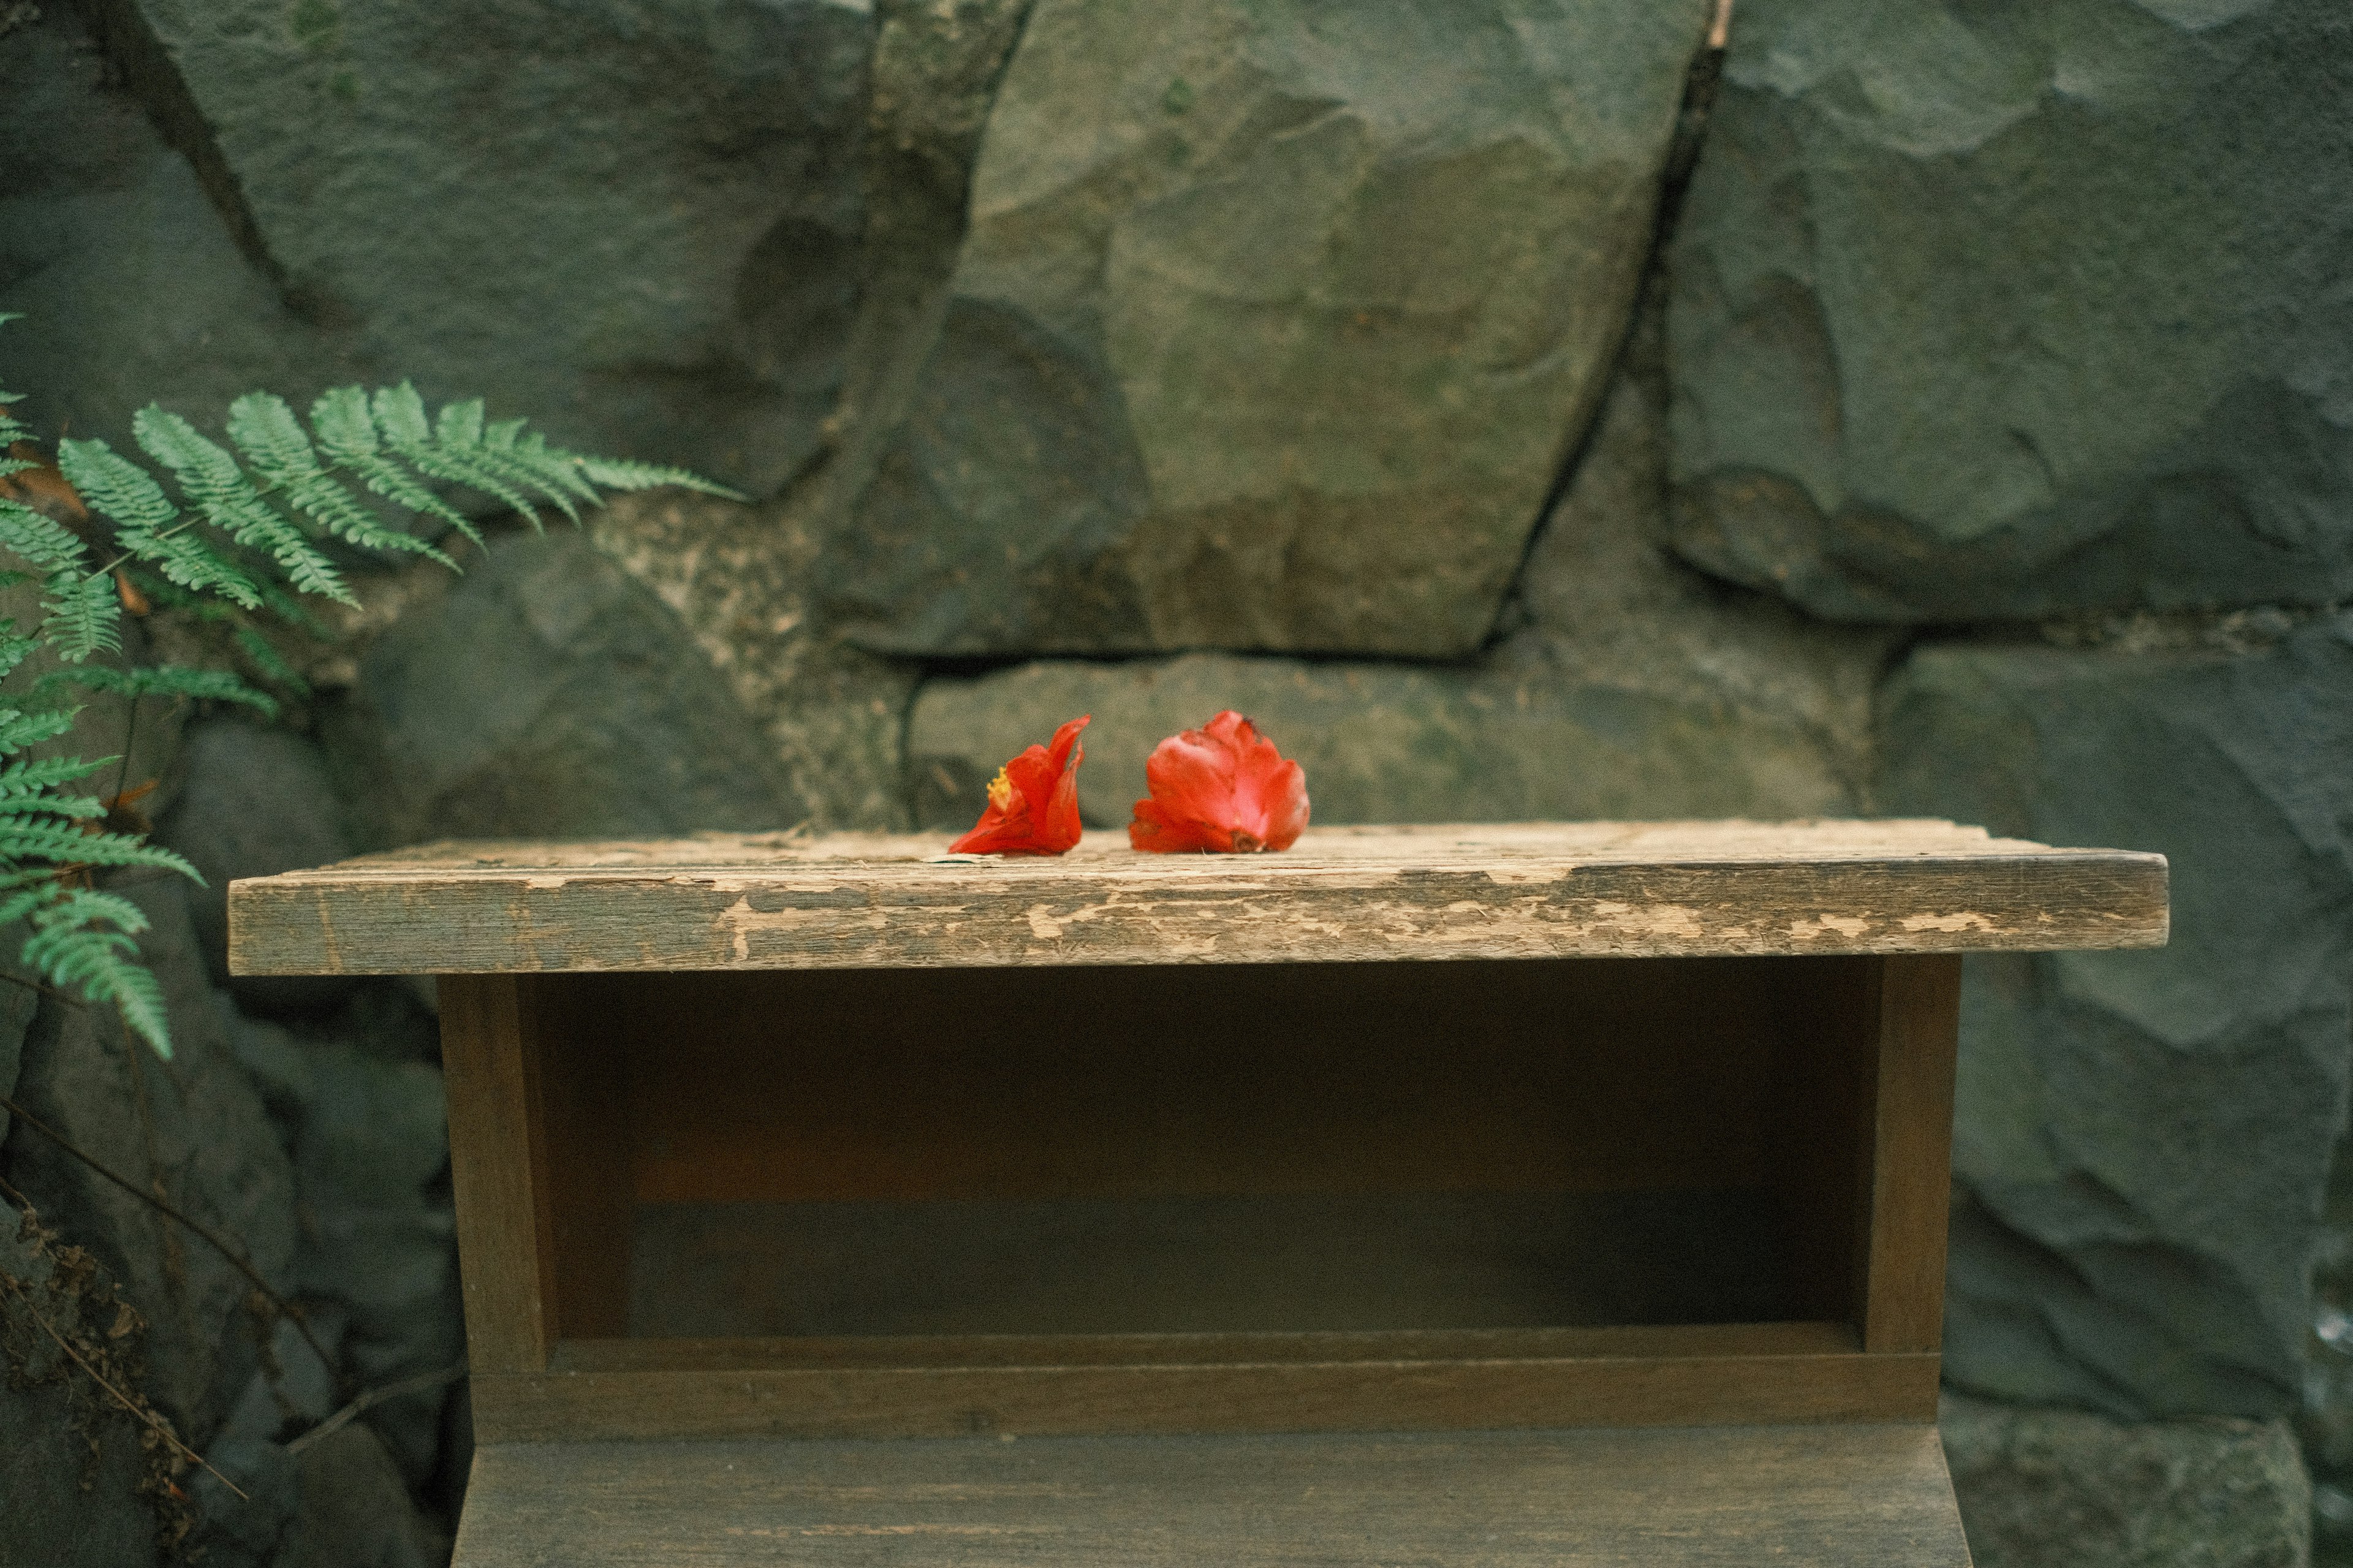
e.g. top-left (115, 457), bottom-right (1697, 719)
top-left (2, 0), bottom-right (2347, 1563)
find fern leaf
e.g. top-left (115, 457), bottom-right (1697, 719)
top-left (0, 790), bottom-right (107, 820)
top-left (59, 437), bottom-right (264, 607)
top-left (56, 437), bottom-right (176, 534)
top-left (0, 888), bottom-right (42, 926)
top-left (229, 393), bottom-right (455, 568)
top-left (0, 754), bottom-right (109, 798)
top-left (39, 662), bottom-right (279, 717)
top-left (0, 707), bottom-right (80, 757)
top-left (498, 430), bottom-right (604, 506)
top-left (570, 450), bottom-right (747, 500)
top-left (370, 382), bottom-right (433, 446)
top-left (455, 417), bottom-right (584, 523)
top-left (310, 385), bottom-right (381, 456)
top-left (40, 569), bottom-right (119, 662)
top-left (376, 388), bottom-right (542, 526)
top-left (314, 388), bottom-right (479, 547)
top-left (0, 818), bottom-right (196, 876)
top-left (0, 497), bottom-right (92, 573)
top-left (0, 456), bottom-right (40, 480)
top-left (134, 406), bottom-right (355, 607)
top-left (20, 897), bottom-right (171, 1058)
top-left (0, 630), bottom-right (39, 685)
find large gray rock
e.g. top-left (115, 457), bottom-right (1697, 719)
top-left (1942, 1391), bottom-right (2312, 1568)
top-left (282, 1424), bottom-right (452, 1568)
top-left (225, 1007), bottom-right (463, 1492)
top-left (0, 879), bottom-right (298, 1449)
top-left (70, 0), bottom-right (873, 493)
top-left (0, 1199), bottom-right (174, 1568)
top-left (908, 634), bottom-right (1857, 836)
top-left (1512, 284), bottom-right (1891, 797)
top-left (1668, 0), bottom-right (2353, 623)
top-left (822, 0), bottom-right (1715, 657)
top-left (322, 529), bottom-right (811, 846)
top-left (589, 490), bottom-right (917, 832)
top-left (154, 718), bottom-right (357, 1017)
top-left (908, 306), bottom-right (1879, 834)
top-left (0, 4), bottom-right (357, 464)
top-left (1880, 613), bottom-right (2353, 1419)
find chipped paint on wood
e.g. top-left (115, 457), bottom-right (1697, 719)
top-left (226, 821), bottom-right (2169, 977)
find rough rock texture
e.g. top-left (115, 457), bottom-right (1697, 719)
top-left (589, 491), bottom-right (916, 832)
top-left (822, 0), bottom-right (1716, 657)
top-left (1668, 0), bottom-right (2353, 623)
top-left (283, 1423), bottom-right (453, 1568)
top-left (0, 5), bottom-right (355, 464)
top-left (1881, 614), bottom-right (2353, 1419)
top-left (321, 529), bottom-right (813, 846)
top-left (227, 997), bottom-right (461, 1491)
top-left (154, 719), bottom-right (357, 1017)
top-left (911, 301), bottom-right (1882, 832)
top-left (1942, 1391), bottom-right (2313, 1568)
top-left (911, 639), bottom-right (1846, 833)
top-left (97, 0), bottom-right (874, 493)
top-left (1, 879), bottom-right (297, 1448)
top-left (0, 1202), bottom-right (171, 1568)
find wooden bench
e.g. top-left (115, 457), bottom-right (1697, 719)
top-left (229, 820), bottom-right (2167, 1566)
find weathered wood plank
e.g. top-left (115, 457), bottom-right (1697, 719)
top-left (1863, 956), bottom-right (1963, 1354)
top-left (436, 974), bottom-right (553, 1374)
top-left (468, 1343), bottom-right (1939, 1443)
top-left (454, 1423), bottom-right (1972, 1566)
top-left (230, 820), bottom-right (2167, 975)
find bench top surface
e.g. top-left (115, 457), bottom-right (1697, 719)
top-left (453, 1424), bottom-right (1968, 1567)
top-left (228, 819), bottom-right (2166, 975)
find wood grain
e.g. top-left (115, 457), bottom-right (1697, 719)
top-left (526, 978), bottom-right (634, 1342)
top-left (436, 974), bottom-right (553, 1375)
top-left (229, 819), bottom-right (2167, 975)
top-left (453, 1423), bottom-right (1971, 1566)
top-left (610, 958), bottom-right (1809, 1208)
top-left (1862, 956), bottom-right (1963, 1354)
top-left (469, 1342), bottom-right (1940, 1443)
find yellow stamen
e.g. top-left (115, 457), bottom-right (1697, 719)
top-left (986, 767), bottom-right (1014, 811)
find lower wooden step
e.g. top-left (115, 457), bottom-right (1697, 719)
top-left (454, 1422), bottom-right (1970, 1566)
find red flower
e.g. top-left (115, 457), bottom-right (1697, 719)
top-left (950, 714), bottom-right (1090, 855)
top-left (1127, 711), bottom-right (1309, 854)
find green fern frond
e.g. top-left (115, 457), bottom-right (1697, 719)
top-left (57, 437), bottom-right (265, 608)
top-left (20, 893), bottom-right (172, 1056)
top-left (134, 407), bottom-right (354, 607)
top-left (569, 449), bottom-right (746, 499)
top-left (228, 393), bottom-right (455, 568)
top-left (40, 569), bottom-right (119, 662)
top-left (2, 312), bottom-right (732, 1058)
top-left (0, 497), bottom-right (91, 574)
top-left (449, 407), bottom-right (585, 524)
top-left (313, 385), bottom-right (481, 547)
top-left (485, 423), bottom-right (593, 495)
top-left (0, 818), bottom-right (196, 877)
top-left (0, 630), bottom-right (40, 685)
top-left (0, 790), bottom-right (107, 821)
top-left (0, 707), bottom-right (80, 757)
top-left (38, 661), bottom-right (278, 718)
top-left (0, 754), bottom-right (110, 798)
top-left (374, 385), bottom-right (545, 528)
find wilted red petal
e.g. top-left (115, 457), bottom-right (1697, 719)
top-left (1127, 711), bottom-right (1308, 854)
top-left (950, 714), bottom-right (1090, 855)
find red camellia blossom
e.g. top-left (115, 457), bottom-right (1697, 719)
top-left (950, 714), bottom-right (1090, 855)
top-left (1127, 711), bottom-right (1309, 854)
